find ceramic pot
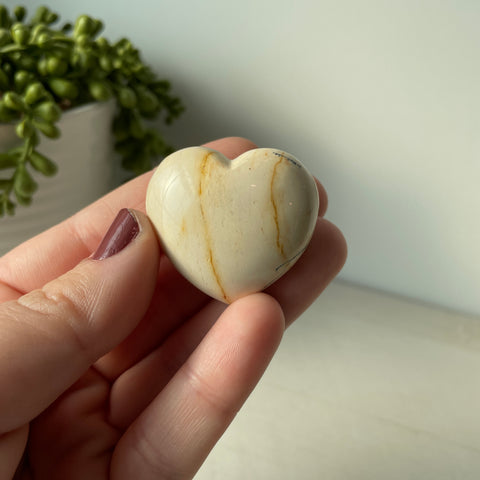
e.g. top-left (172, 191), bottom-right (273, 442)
top-left (0, 101), bottom-right (116, 256)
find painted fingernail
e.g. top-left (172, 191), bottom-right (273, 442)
top-left (92, 208), bottom-right (140, 260)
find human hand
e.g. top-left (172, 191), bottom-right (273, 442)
top-left (0, 137), bottom-right (347, 479)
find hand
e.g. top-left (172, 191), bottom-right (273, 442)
top-left (0, 137), bottom-right (347, 479)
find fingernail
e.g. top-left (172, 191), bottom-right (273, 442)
top-left (92, 209), bottom-right (140, 260)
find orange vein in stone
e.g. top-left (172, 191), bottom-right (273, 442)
top-left (270, 159), bottom-right (286, 258)
top-left (199, 153), bottom-right (229, 303)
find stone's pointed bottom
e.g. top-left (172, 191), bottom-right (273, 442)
top-left (146, 146), bottom-right (319, 303)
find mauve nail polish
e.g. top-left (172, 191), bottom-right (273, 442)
top-left (92, 209), bottom-right (140, 260)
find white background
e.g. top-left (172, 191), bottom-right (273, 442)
top-left (7, 0), bottom-right (480, 315)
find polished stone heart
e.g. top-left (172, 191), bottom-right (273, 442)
top-left (146, 147), bottom-right (319, 303)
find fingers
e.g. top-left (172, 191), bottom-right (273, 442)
top-left (266, 217), bottom-right (347, 325)
top-left (0, 137), bottom-right (259, 299)
top-left (111, 293), bottom-right (284, 480)
top-left (108, 301), bottom-right (227, 428)
top-left (0, 425), bottom-right (28, 479)
top-left (106, 220), bottom-right (345, 425)
top-left (0, 210), bottom-right (159, 434)
top-left (315, 178), bottom-right (328, 217)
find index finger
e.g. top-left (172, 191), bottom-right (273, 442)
top-left (0, 137), bottom-right (258, 299)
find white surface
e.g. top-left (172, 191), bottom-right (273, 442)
top-left (146, 147), bottom-right (318, 303)
top-left (195, 281), bottom-right (480, 479)
top-left (5, 0), bottom-right (478, 314)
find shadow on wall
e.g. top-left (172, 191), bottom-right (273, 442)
top-left (162, 85), bottom-right (252, 149)
top-left (158, 76), bottom-right (328, 159)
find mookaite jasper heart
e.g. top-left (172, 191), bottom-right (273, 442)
top-left (146, 147), bottom-right (319, 303)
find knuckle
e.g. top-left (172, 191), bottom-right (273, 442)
top-left (130, 424), bottom-right (186, 480)
top-left (15, 278), bottom-right (95, 363)
top-left (181, 361), bottom-right (238, 421)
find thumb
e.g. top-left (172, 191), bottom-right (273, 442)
top-left (0, 209), bottom-right (160, 433)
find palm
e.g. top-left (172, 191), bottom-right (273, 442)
top-left (25, 269), bottom-right (215, 478)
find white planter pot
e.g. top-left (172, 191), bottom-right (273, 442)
top-left (0, 101), bottom-right (116, 256)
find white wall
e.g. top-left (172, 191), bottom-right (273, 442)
top-left (8, 1), bottom-right (480, 315)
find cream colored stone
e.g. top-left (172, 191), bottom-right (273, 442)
top-left (146, 147), bottom-right (319, 303)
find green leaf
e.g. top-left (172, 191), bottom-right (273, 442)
top-left (11, 23), bottom-right (30, 46)
top-left (46, 56), bottom-right (68, 76)
top-left (0, 27), bottom-right (11, 47)
top-left (34, 101), bottom-right (62, 123)
top-left (45, 12), bottom-right (59, 25)
top-left (14, 189), bottom-right (31, 206)
top-left (15, 119), bottom-right (35, 139)
top-left (37, 57), bottom-right (49, 76)
top-left (0, 43), bottom-right (24, 53)
top-left (0, 152), bottom-right (18, 169)
top-left (3, 91), bottom-right (24, 111)
top-left (24, 82), bottom-right (48, 105)
top-left (33, 120), bottom-right (61, 139)
top-left (135, 84), bottom-right (159, 115)
top-left (114, 138), bottom-right (137, 157)
top-left (31, 6), bottom-right (50, 25)
top-left (88, 80), bottom-right (112, 101)
top-left (29, 151), bottom-right (58, 176)
top-left (118, 87), bottom-right (137, 109)
top-left (48, 78), bottom-right (79, 100)
top-left (13, 6), bottom-right (26, 22)
top-left (5, 198), bottom-right (16, 215)
top-left (14, 69), bottom-right (35, 91)
top-left (0, 100), bottom-right (16, 122)
top-left (61, 22), bottom-right (73, 34)
top-left (14, 165), bottom-right (38, 197)
top-left (99, 56), bottom-right (112, 73)
top-left (74, 15), bottom-right (95, 37)
top-left (112, 111), bottom-right (130, 141)
top-left (0, 6), bottom-right (10, 29)
top-left (129, 111), bottom-right (144, 139)
top-left (15, 53), bottom-right (37, 71)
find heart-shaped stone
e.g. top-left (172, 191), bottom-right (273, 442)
top-left (146, 147), bottom-right (319, 303)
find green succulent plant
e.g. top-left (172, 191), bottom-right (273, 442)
top-left (0, 4), bottom-right (184, 217)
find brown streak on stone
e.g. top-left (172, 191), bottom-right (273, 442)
top-left (199, 153), bottom-right (210, 196)
top-left (271, 158), bottom-right (286, 259)
top-left (198, 152), bottom-right (230, 303)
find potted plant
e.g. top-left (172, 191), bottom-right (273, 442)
top-left (0, 4), bottom-right (183, 251)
